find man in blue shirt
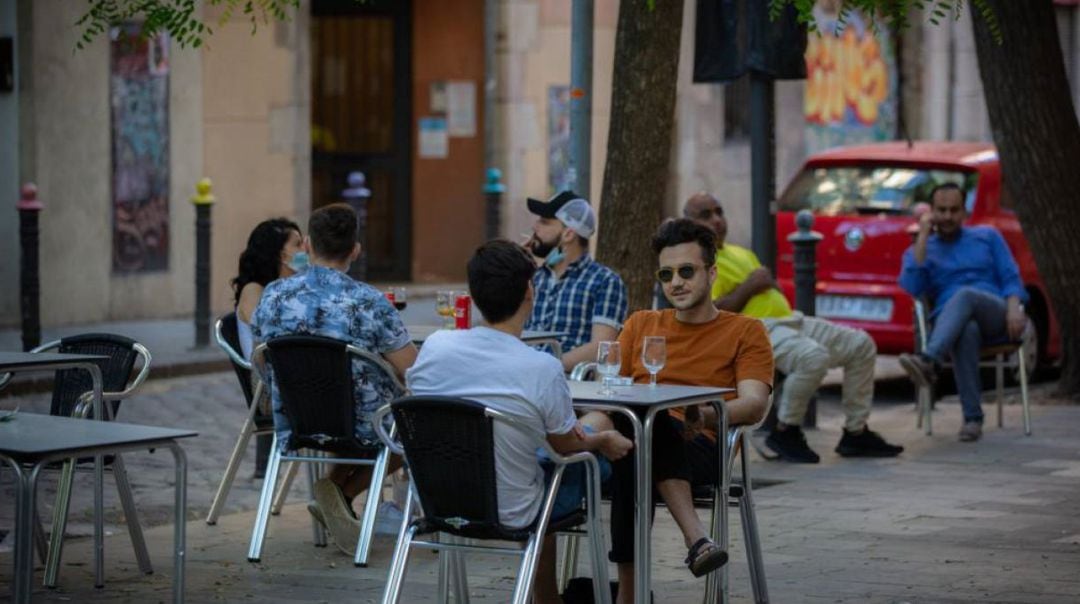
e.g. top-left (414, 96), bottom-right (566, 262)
top-left (253, 203), bottom-right (418, 553)
top-left (898, 183), bottom-right (1028, 442)
top-left (524, 191), bottom-right (628, 371)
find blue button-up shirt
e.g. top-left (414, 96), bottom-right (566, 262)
top-left (525, 254), bottom-right (628, 353)
top-left (251, 265), bottom-right (411, 446)
top-left (899, 225), bottom-right (1028, 316)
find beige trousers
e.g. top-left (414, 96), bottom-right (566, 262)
top-left (766, 314), bottom-right (876, 432)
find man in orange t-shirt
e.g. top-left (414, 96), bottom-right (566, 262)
top-left (607, 219), bottom-right (773, 604)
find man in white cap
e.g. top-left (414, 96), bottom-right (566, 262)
top-left (524, 191), bottom-right (628, 372)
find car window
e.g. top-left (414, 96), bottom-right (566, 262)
top-left (779, 165), bottom-right (979, 216)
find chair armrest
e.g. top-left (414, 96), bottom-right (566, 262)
top-left (913, 297), bottom-right (930, 352)
top-left (569, 361), bottom-right (597, 382)
top-left (373, 404), bottom-right (404, 455)
top-left (215, 318), bottom-right (252, 371)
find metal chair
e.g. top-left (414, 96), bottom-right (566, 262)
top-left (559, 366), bottom-right (770, 603)
top-left (913, 299), bottom-right (1032, 436)
top-left (247, 334), bottom-right (404, 567)
top-left (0, 334), bottom-right (152, 588)
top-left (374, 395), bottom-right (611, 604)
top-left (206, 313), bottom-right (283, 525)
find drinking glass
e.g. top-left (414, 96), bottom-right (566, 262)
top-left (642, 336), bottom-right (666, 387)
top-left (435, 290), bottom-right (455, 329)
top-left (392, 287), bottom-right (408, 312)
top-left (596, 341), bottom-right (622, 397)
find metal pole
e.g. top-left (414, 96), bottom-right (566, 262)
top-left (483, 0), bottom-right (497, 171)
top-left (570, 0), bottom-right (594, 199)
top-left (17, 183), bottom-right (43, 352)
top-left (483, 168), bottom-right (505, 241)
top-left (191, 178), bottom-right (215, 348)
top-left (342, 171), bottom-right (371, 281)
top-left (749, 71), bottom-right (777, 272)
top-left (789, 209), bottom-right (823, 428)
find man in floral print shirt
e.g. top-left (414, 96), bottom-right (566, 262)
top-left (252, 203), bottom-right (417, 554)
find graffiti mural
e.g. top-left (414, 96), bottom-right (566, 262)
top-left (111, 24), bottom-right (170, 272)
top-left (804, 1), bottom-right (898, 154)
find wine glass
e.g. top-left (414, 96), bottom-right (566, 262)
top-left (392, 287), bottom-right (408, 312)
top-left (642, 336), bottom-right (666, 387)
top-left (596, 341), bottom-right (622, 397)
top-left (435, 290), bottom-right (455, 329)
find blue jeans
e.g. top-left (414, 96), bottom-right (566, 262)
top-left (538, 426), bottom-right (613, 520)
top-left (924, 287), bottom-right (1010, 424)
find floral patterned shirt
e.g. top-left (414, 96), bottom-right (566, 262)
top-left (251, 265), bottom-right (410, 446)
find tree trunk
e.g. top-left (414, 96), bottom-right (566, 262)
top-left (970, 0), bottom-right (1080, 397)
top-left (596, 0), bottom-right (684, 312)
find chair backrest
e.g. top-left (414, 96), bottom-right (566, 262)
top-left (263, 334), bottom-right (380, 453)
top-left (216, 312), bottom-right (256, 405)
top-left (390, 395), bottom-right (503, 538)
top-left (52, 333), bottom-right (141, 418)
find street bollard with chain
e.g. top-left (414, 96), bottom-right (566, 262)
top-left (789, 209), bottom-right (824, 427)
top-left (483, 167), bottom-right (505, 241)
top-left (17, 183), bottom-right (43, 351)
top-left (191, 178), bottom-right (215, 348)
top-left (342, 171), bottom-right (371, 281)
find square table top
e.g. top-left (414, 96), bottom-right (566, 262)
top-left (407, 325), bottom-right (566, 345)
top-left (568, 380), bottom-right (732, 407)
top-left (0, 352), bottom-right (108, 370)
top-left (0, 413), bottom-right (197, 462)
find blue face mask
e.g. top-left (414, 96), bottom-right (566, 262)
top-left (288, 251), bottom-right (310, 273)
top-left (544, 247), bottom-right (565, 267)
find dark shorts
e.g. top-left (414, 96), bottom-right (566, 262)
top-left (538, 425), bottom-right (614, 520)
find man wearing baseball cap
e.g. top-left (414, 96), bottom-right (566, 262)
top-left (524, 191), bottom-right (628, 372)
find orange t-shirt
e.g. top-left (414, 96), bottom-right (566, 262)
top-left (617, 309), bottom-right (774, 440)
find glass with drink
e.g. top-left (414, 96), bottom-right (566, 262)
top-left (392, 287), bottom-right (408, 312)
top-left (596, 341), bottom-right (622, 397)
top-left (435, 290), bottom-right (455, 329)
top-left (642, 336), bottom-right (666, 387)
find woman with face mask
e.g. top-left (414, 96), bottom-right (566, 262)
top-left (232, 218), bottom-right (307, 361)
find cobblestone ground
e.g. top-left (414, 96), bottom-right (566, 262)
top-left (3, 374), bottom-right (1080, 602)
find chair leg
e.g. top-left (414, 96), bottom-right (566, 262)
top-left (437, 535), bottom-right (451, 604)
top-left (32, 508), bottom-right (48, 565)
top-left (355, 448), bottom-right (392, 567)
top-left (381, 524), bottom-right (418, 604)
top-left (305, 458), bottom-right (326, 547)
top-left (510, 534), bottom-right (542, 604)
top-left (43, 459), bottom-right (76, 588)
top-left (740, 446), bottom-right (769, 604)
top-left (248, 436), bottom-right (283, 562)
top-left (584, 457), bottom-right (611, 604)
top-left (271, 461), bottom-right (299, 516)
top-left (996, 354), bottom-right (1005, 428)
top-left (206, 417), bottom-right (257, 525)
top-left (450, 539), bottom-right (470, 604)
top-left (557, 534), bottom-right (580, 593)
top-left (110, 454), bottom-right (154, 575)
top-left (919, 385), bottom-right (933, 436)
top-left (1019, 351), bottom-right (1032, 436)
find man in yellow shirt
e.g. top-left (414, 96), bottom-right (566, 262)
top-left (685, 193), bottom-right (903, 463)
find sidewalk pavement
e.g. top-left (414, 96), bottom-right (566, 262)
top-left (2, 370), bottom-right (1079, 602)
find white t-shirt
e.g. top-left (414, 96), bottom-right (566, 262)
top-left (405, 326), bottom-right (577, 528)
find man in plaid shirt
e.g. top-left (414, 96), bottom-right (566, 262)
top-left (524, 191), bottom-right (628, 371)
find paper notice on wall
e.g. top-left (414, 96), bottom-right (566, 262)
top-left (418, 117), bottom-right (449, 158)
top-left (446, 80), bottom-right (476, 137)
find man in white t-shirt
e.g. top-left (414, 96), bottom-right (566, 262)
top-left (407, 239), bottom-right (632, 604)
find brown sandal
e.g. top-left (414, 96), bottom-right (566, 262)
top-left (685, 537), bottom-right (728, 577)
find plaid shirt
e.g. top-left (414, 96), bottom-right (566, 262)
top-left (525, 254), bottom-right (628, 353)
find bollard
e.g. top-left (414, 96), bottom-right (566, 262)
top-left (191, 178), bottom-right (215, 348)
top-left (788, 209), bottom-right (824, 427)
top-left (17, 183), bottom-right (43, 352)
top-left (482, 167), bottom-right (505, 241)
top-left (342, 171), bottom-right (371, 281)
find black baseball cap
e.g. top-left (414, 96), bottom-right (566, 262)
top-left (527, 190), bottom-right (583, 218)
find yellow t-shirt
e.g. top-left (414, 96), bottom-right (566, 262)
top-left (710, 244), bottom-right (792, 319)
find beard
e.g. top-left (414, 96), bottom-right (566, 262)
top-left (528, 233), bottom-right (560, 258)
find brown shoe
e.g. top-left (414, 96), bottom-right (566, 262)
top-left (899, 353), bottom-right (937, 389)
top-left (958, 422), bottom-right (983, 442)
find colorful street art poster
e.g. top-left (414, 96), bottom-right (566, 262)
top-left (547, 85), bottom-right (572, 194)
top-left (110, 24), bottom-right (170, 272)
top-left (804, 1), bottom-right (898, 154)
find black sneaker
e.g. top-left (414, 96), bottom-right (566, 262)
top-left (765, 426), bottom-right (820, 463)
top-left (835, 427), bottom-right (904, 458)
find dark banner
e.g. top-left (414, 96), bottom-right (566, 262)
top-left (110, 24), bottom-right (170, 272)
top-left (693, 0), bottom-right (807, 83)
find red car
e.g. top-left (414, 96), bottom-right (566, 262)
top-left (774, 141), bottom-right (1059, 373)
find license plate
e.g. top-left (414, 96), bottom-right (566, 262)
top-left (815, 295), bottom-right (894, 322)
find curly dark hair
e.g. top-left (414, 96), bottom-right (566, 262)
top-left (232, 218), bottom-right (302, 306)
top-left (651, 218), bottom-right (717, 265)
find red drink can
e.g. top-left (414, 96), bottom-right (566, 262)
top-left (454, 294), bottom-right (472, 329)
top-left (384, 291), bottom-right (395, 304)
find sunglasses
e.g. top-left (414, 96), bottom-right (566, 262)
top-left (656, 263), bottom-right (705, 283)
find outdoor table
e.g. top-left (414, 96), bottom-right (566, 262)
top-left (569, 380), bottom-right (734, 604)
top-left (407, 325), bottom-right (567, 358)
top-left (0, 413), bottom-right (196, 604)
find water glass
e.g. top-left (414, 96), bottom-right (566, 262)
top-left (435, 290), bottom-right (455, 329)
top-left (596, 341), bottom-right (622, 396)
top-left (642, 336), bottom-right (666, 387)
